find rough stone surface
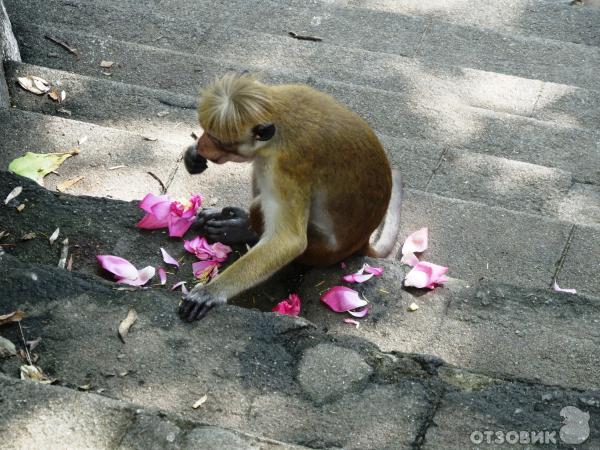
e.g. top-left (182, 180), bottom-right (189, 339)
top-left (559, 225), bottom-right (600, 299)
top-left (297, 343), bottom-right (373, 403)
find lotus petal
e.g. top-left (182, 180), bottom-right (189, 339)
top-left (171, 281), bottom-right (187, 291)
top-left (363, 264), bottom-right (384, 276)
top-left (402, 227), bottom-right (428, 255)
top-left (343, 318), bottom-right (360, 328)
top-left (168, 216), bottom-right (194, 238)
top-left (192, 260), bottom-right (219, 280)
top-left (117, 266), bottom-right (155, 286)
top-left (348, 305), bottom-right (370, 318)
top-left (404, 261), bottom-right (448, 289)
top-left (272, 293), bottom-right (301, 316)
top-left (552, 281), bottom-right (576, 295)
top-left (160, 248), bottom-right (180, 267)
top-left (400, 252), bottom-right (420, 266)
top-left (97, 255), bottom-right (138, 281)
top-left (158, 268), bottom-right (167, 285)
top-left (321, 286), bottom-right (367, 312)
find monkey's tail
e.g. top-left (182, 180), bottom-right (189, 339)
top-left (369, 169), bottom-right (403, 258)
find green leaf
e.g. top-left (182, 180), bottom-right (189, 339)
top-left (8, 151), bottom-right (78, 185)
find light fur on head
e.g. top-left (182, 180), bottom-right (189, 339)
top-left (198, 73), bottom-right (273, 142)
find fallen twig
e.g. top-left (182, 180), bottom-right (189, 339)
top-left (288, 31), bottom-right (323, 42)
top-left (147, 171), bottom-right (167, 194)
top-left (57, 238), bottom-right (69, 269)
top-left (44, 35), bottom-right (79, 58)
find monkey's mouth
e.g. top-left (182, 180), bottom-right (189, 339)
top-left (213, 154), bottom-right (252, 164)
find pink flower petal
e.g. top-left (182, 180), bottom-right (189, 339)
top-left (348, 305), bottom-right (370, 318)
top-left (158, 268), bottom-right (167, 285)
top-left (139, 193), bottom-right (170, 213)
top-left (136, 213), bottom-right (168, 230)
top-left (402, 227), bottom-right (428, 255)
top-left (343, 272), bottom-right (374, 283)
top-left (404, 261), bottom-right (448, 289)
top-left (400, 252), bottom-right (420, 266)
top-left (171, 281), bottom-right (187, 291)
top-left (192, 260), bottom-right (219, 280)
top-left (117, 266), bottom-right (155, 286)
top-left (272, 293), bottom-right (301, 316)
top-left (160, 248), bottom-right (180, 267)
top-left (343, 318), bottom-right (360, 328)
top-left (552, 281), bottom-right (576, 295)
top-left (363, 264), bottom-right (384, 276)
top-left (321, 286), bottom-right (367, 312)
top-left (168, 216), bottom-right (194, 238)
top-left (97, 255), bottom-right (139, 281)
top-left (184, 236), bottom-right (231, 262)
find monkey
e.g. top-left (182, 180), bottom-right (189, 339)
top-left (178, 73), bottom-right (402, 321)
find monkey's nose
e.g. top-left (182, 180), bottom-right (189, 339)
top-left (184, 144), bottom-right (208, 174)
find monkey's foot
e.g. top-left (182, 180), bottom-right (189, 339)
top-left (179, 287), bottom-right (226, 321)
top-left (195, 206), bottom-right (259, 246)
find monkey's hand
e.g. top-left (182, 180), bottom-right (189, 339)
top-left (196, 206), bottom-right (259, 245)
top-left (178, 286), bottom-right (226, 321)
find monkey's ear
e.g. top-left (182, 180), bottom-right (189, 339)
top-left (253, 123), bottom-right (276, 141)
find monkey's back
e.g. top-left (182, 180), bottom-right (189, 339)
top-left (271, 84), bottom-right (393, 265)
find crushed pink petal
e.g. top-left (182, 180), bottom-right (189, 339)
top-left (137, 213), bottom-right (168, 230)
top-left (272, 293), bottom-right (301, 316)
top-left (192, 260), bottom-right (219, 280)
top-left (97, 255), bottom-right (139, 281)
top-left (184, 236), bottom-right (231, 262)
top-left (321, 286), bottom-right (367, 312)
top-left (117, 266), bottom-right (155, 286)
top-left (404, 261), bottom-right (448, 289)
top-left (160, 248), bottom-right (180, 267)
top-left (343, 318), bottom-right (360, 328)
top-left (552, 281), bottom-right (576, 295)
top-left (402, 227), bottom-right (428, 255)
top-left (400, 252), bottom-right (420, 266)
top-left (158, 268), bottom-right (167, 285)
top-left (348, 305), bottom-right (370, 318)
top-left (168, 216), bottom-right (194, 238)
top-left (171, 281), bottom-right (187, 291)
top-left (363, 264), bottom-right (384, 276)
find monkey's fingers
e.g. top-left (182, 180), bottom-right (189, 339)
top-left (195, 208), bottom-right (222, 227)
top-left (221, 206), bottom-right (249, 219)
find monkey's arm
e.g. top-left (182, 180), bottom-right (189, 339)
top-left (179, 193), bottom-right (310, 321)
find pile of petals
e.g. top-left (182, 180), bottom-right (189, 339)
top-left (272, 293), bottom-right (301, 316)
top-left (400, 228), bottom-right (449, 289)
top-left (97, 255), bottom-right (156, 286)
top-left (137, 193), bottom-right (202, 238)
top-left (98, 192), bottom-right (233, 290)
top-left (342, 263), bottom-right (384, 283)
top-left (184, 236), bottom-right (232, 283)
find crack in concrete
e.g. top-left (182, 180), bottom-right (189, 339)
top-left (552, 224), bottom-right (576, 281)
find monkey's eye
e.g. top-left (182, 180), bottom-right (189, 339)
top-left (253, 124), bottom-right (276, 141)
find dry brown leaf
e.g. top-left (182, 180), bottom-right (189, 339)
top-left (407, 302), bottom-right (419, 312)
top-left (18, 349), bottom-right (39, 364)
top-left (56, 175), bottom-right (84, 192)
top-left (78, 383), bottom-right (92, 391)
top-left (118, 309), bottom-right (138, 342)
top-left (0, 310), bottom-right (26, 326)
top-left (156, 110), bottom-right (170, 117)
top-left (108, 165), bottom-right (126, 170)
top-left (4, 186), bottom-right (23, 204)
top-left (21, 232), bottom-right (37, 241)
top-left (192, 394), bottom-right (208, 409)
top-left (17, 76), bottom-right (50, 95)
top-left (100, 60), bottom-right (114, 68)
top-left (48, 227), bottom-right (60, 245)
top-left (48, 89), bottom-right (61, 102)
top-left (16, 204), bottom-right (25, 212)
top-left (57, 238), bottom-right (69, 269)
top-left (0, 336), bottom-right (17, 356)
top-left (57, 108), bottom-right (72, 116)
top-left (118, 370), bottom-right (129, 377)
top-left (20, 365), bottom-right (55, 384)
top-left (0, 231), bottom-right (8, 239)
top-left (67, 255), bottom-right (73, 271)
top-left (142, 136), bottom-right (158, 141)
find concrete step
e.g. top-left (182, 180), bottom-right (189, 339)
top-left (3, 254), bottom-right (599, 449)
top-left (7, 35), bottom-right (600, 187)
top-left (329, 0), bottom-right (600, 47)
top-left (6, 62), bottom-right (600, 227)
top-left (8, 0), bottom-right (600, 93)
top-left (0, 375), bottom-right (302, 449)
top-left (7, 0), bottom-right (600, 132)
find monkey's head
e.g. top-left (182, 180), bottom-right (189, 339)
top-left (185, 74), bottom-right (276, 173)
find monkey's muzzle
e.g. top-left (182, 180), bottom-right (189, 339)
top-left (184, 144), bottom-right (208, 174)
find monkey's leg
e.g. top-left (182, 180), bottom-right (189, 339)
top-left (197, 206), bottom-right (259, 245)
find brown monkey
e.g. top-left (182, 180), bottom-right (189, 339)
top-left (179, 74), bottom-right (402, 321)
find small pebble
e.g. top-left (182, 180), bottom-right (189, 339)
top-left (407, 302), bottom-right (419, 312)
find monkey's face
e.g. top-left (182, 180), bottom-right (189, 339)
top-left (194, 124), bottom-right (276, 165)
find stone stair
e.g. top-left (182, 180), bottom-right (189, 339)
top-left (1, 0), bottom-right (599, 448)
